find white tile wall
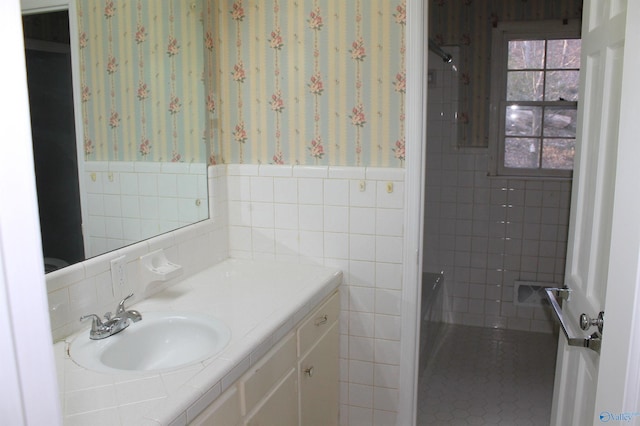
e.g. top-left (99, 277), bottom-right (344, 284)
top-left (46, 164), bottom-right (404, 424)
top-left (424, 48), bottom-right (570, 333)
top-left (225, 164), bottom-right (405, 424)
top-left (84, 162), bottom-right (209, 258)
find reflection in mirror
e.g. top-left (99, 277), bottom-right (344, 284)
top-left (23, 2), bottom-right (210, 273)
top-left (24, 11), bottom-right (84, 271)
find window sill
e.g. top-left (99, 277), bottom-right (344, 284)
top-left (486, 172), bottom-right (572, 182)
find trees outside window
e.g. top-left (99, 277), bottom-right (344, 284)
top-left (489, 21), bottom-right (581, 178)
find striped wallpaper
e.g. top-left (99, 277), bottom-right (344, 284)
top-left (78, 0), bottom-right (207, 163)
top-left (78, 0), bottom-right (406, 167)
top-left (429, 0), bottom-right (583, 147)
top-left (75, 0), bottom-right (582, 164)
top-left (207, 0), bottom-right (407, 167)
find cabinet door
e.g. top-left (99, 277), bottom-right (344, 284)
top-left (244, 368), bottom-right (298, 426)
top-left (190, 385), bottom-right (241, 426)
top-left (299, 321), bottom-right (339, 426)
top-left (240, 333), bottom-right (296, 415)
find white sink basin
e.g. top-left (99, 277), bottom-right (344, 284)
top-left (69, 312), bottom-right (231, 373)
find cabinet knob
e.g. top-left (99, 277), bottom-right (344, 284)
top-left (314, 314), bottom-right (328, 326)
top-left (304, 366), bottom-right (314, 377)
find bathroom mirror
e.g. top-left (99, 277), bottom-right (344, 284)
top-left (22, 1), bottom-right (210, 272)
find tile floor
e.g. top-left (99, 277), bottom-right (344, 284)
top-left (417, 324), bottom-right (558, 426)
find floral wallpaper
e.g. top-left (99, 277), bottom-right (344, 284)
top-left (75, 1), bottom-right (583, 164)
top-left (207, 0), bottom-right (407, 167)
top-left (77, 0), bottom-right (406, 167)
top-left (429, 0), bottom-right (583, 147)
top-left (78, 0), bottom-right (207, 163)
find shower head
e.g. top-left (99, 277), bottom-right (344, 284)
top-left (428, 38), bottom-right (453, 63)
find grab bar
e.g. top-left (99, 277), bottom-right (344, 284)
top-left (545, 288), bottom-right (601, 354)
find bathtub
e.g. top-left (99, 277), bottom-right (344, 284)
top-left (419, 271), bottom-right (445, 376)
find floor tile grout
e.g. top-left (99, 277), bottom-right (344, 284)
top-left (417, 324), bottom-right (557, 426)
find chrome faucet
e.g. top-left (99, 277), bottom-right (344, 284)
top-left (80, 293), bottom-right (142, 340)
top-left (116, 293), bottom-right (142, 323)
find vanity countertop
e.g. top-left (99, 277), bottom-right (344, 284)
top-left (55, 258), bottom-right (342, 425)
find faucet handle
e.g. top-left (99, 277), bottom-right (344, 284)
top-left (116, 293), bottom-right (134, 314)
top-left (80, 313), bottom-right (103, 330)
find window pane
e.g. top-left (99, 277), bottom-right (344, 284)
top-left (547, 39), bottom-right (581, 69)
top-left (506, 105), bottom-right (542, 136)
top-left (507, 71), bottom-right (544, 101)
top-left (508, 40), bottom-right (545, 69)
top-left (545, 70), bottom-right (580, 101)
top-left (542, 139), bottom-right (575, 169)
top-left (505, 138), bottom-right (540, 168)
top-left (543, 107), bottom-right (577, 137)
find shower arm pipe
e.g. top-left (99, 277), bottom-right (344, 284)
top-left (428, 38), bottom-right (453, 63)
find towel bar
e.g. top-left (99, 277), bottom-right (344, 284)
top-left (545, 288), bottom-right (601, 354)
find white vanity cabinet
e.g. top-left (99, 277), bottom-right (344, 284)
top-left (190, 290), bottom-right (340, 426)
top-left (298, 291), bottom-right (340, 426)
top-left (190, 386), bottom-right (241, 426)
top-left (241, 333), bottom-right (298, 425)
top-left (244, 367), bottom-right (298, 426)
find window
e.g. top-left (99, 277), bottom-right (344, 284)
top-left (489, 21), bottom-right (581, 178)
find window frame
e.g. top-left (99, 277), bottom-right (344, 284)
top-left (488, 20), bottom-right (582, 179)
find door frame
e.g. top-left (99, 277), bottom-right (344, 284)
top-left (0, 0), bottom-right (61, 424)
top-left (398, 0), bottom-right (426, 424)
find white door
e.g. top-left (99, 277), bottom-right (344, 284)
top-left (551, 1), bottom-right (640, 424)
